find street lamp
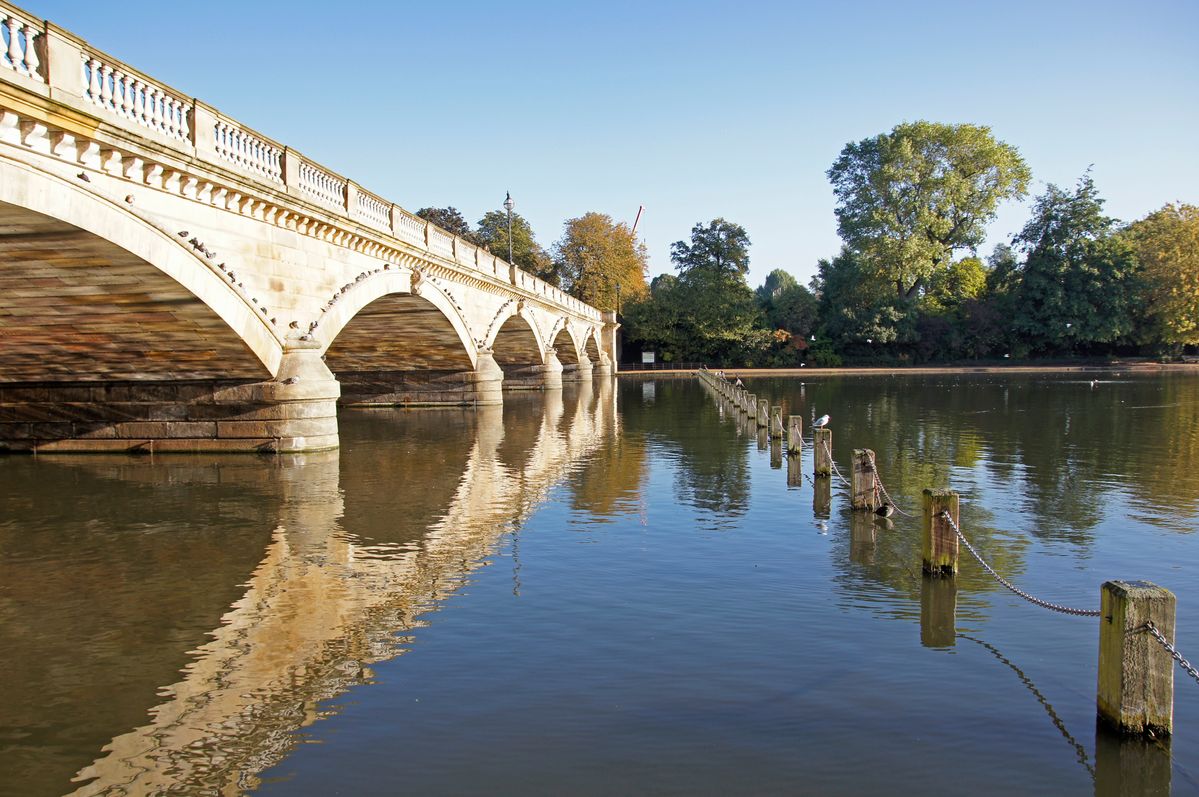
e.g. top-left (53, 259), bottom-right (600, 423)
top-left (615, 282), bottom-right (621, 315)
top-left (503, 191), bottom-right (514, 264)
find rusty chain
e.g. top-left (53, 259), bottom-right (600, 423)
top-left (942, 511), bottom-right (1100, 618)
top-left (1144, 621), bottom-right (1199, 686)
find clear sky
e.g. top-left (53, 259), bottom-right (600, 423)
top-left (30, 0), bottom-right (1199, 289)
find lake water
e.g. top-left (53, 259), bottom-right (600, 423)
top-left (2, 372), bottom-right (1198, 796)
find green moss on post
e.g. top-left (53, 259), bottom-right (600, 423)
top-left (851, 449), bottom-right (878, 510)
top-left (921, 489), bottom-right (959, 577)
top-left (813, 428), bottom-right (832, 478)
top-left (1098, 580), bottom-right (1176, 737)
top-left (787, 415), bottom-right (803, 453)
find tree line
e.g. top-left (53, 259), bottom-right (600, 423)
top-left (419, 120), bottom-right (1196, 366)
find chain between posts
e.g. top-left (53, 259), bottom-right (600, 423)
top-left (821, 440), bottom-right (852, 488)
top-left (866, 451), bottom-right (915, 517)
top-left (1145, 621), bottom-right (1199, 686)
top-left (941, 511), bottom-right (1101, 618)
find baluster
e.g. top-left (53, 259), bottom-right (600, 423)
top-left (85, 57), bottom-right (101, 103)
top-left (214, 120), bottom-right (226, 156)
top-left (126, 78), bottom-right (140, 122)
top-left (100, 65), bottom-right (115, 109)
top-left (6, 17), bottom-right (21, 71)
top-left (178, 101), bottom-right (190, 140)
top-left (119, 73), bottom-right (134, 118)
top-left (22, 25), bottom-right (40, 79)
top-left (146, 87), bottom-right (158, 131)
top-left (166, 98), bottom-right (180, 138)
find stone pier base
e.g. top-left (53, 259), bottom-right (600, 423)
top-left (0, 343), bottom-right (341, 454)
top-left (337, 350), bottom-right (504, 408)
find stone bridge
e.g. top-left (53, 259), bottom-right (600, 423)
top-left (0, 1), bottom-right (617, 453)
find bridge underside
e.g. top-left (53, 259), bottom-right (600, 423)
top-left (0, 204), bottom-right (266, 381)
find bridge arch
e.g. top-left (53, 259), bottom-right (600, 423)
top-left (548, 319), bottom-right (586, 364)
top-left (582, 327), bottom-right (602, 362)
top-left (487, 302), bottom-right (547, 368)
top-left (314, 269), bottom-right (478, 373)
top-left (0, 158), bottom-right (279, 378)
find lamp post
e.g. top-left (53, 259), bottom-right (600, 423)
top-left (503, 191), bottom-right (514, 264)
top-left (615, 282), bottom-right (621, 315)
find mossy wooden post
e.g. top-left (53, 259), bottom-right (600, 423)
top-left (757, 398), bottom-right (769, 428)
top-left (787, 415), bottom-right (803, 454)
top-left (770, 406), bottom-right (784, 439)
top-left (1098, 580), bottom-right (1176, 737)
top-left (813, 428), bottom-right (832, 478)
top-left (747, 393), bottom-right (757, 417)
top-left (921, 489), bottom-right (959, 577)
top-left (851, 449), bottom-right (878, 511)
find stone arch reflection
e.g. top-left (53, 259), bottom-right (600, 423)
top-left (52, 381), bottom-right (617, 795)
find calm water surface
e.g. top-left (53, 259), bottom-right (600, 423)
top-left (2, 373), bottom-right (1198, 796)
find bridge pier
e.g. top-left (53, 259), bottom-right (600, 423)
top-left (561, 356), bottom-right (594, 384)
top-left (0, 341), bottom-right (341, 454)
top-left (594, 352), bottom-right (614, 378)
top-left (335, 348), bottom-right (505, 408)
top-left (501, 347), bottom-right (564, 391)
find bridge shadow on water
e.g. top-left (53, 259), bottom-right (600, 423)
top-left (0, 379), bottom-right (616, 797)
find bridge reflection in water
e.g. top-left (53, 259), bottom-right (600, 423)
top-left (0, 379), bottom-right (615, 796)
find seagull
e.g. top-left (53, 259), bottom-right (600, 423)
top-left (1090, 380), bottom-right (1098, 388)
top-left (813, 414), bottom-right (830, 429)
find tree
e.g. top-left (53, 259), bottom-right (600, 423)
top-left (623, 219), bottom-right (770, 365)
top-left (553, 212), bottom-right (648, 311)
top-left (1011, 175), bottom-right (1139, 353)
top-left (827, 121), bottom-right (1031, 299)
top-left (814, 248), bottom-right (915, 357)
top-left (670, 218), bottom-right (751, 279)
top-left (475, 210), bottom-right (557, 283)
top-left (756, 269), bottom-right (818, 339)
top-left (1123, 204), bottom-right (1199, 351)
top-left (415, 207), bottom-right (474, 241)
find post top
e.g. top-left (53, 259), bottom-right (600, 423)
top-left (1103, 580), bottom-right (1175, 600)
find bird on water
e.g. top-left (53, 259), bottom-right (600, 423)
top-left (875, 503), bottom-right (895, 517)
top-left (813, 414), bottom-right (830, 429)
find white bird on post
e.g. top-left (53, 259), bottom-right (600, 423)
top-left (813, 414), bottom-right (830, 429)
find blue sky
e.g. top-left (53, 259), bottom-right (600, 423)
top-left (32, 0), bottom-right (1199, 288)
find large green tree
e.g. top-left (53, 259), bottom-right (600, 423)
top-left (475, 209), bottom-right (556, 283)
top-left (1123, 203), bottom-right (1199, 350)
top-left (827, 121), bottom-right (1031, 299)
top-left (624, 219), bottom-right (769, 365)
top-left (670, 218), bottom-right (751, 279)
top-left (813, 248), bottom-right (914, 354)
top-left (415, 206), bottom-right (475, 241)
top-left (1011, 175), bottom-right (1139, 353)
top-left (553, 212), bottom-right (648, 311)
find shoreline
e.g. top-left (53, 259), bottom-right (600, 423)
top-left (615, 362), bottom-right (1198, 378)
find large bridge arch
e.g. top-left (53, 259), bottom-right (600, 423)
top-left (314, 269), bottom-right (479, 373)
top-left (487, 303), bottom-right (547, 368)
top-left (0, 158), bottom-right (280, 378)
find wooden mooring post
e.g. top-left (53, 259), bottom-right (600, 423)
top-left (770, 406), bottom-right (784, 439)
top-left (851, 449), bottom-right (878, 511)
top-left (813, 428), bottom-right (832, 478)
top-left (1098, 580), bottom-right (1176, 737)
top-left (787, 415), bottom-right (803, 454)
top-left (746, 393), bottom-right (757, 417)
top-left (757, 398), bottom-right (769, 428)
top-left (921, 489), bottom-right (959, 577)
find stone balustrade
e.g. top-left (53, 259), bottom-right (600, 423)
top-left (0, 0), bottom-right (601, 323)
